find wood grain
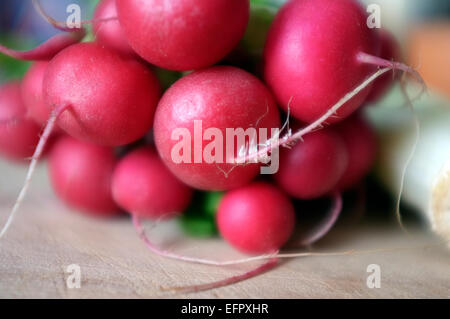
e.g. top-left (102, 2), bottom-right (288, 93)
top-left (0, 161), bottom-right (449, 298)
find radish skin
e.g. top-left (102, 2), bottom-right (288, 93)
top-left (112, 147), bottom-right (193, 219)
top-left (274, 129), bottom-right (348, 200)
top-left (116, 0), bottom-right (250, 70)
top-left (21, 62), bottom-right (50, 126)
top-left (335, 113), bottom-right (378, 191)
top-left (49, 136), bottom-right (119, 216)
top-left (93, 0), bottom-right (134, 56)
top-left (0, 29), bottom-right (86, 61)
top-left (43, 42), bottom-right (161, 146)
top-left (154, 66), bottom-right (280, 191)
top-left (217, 182), bottom-right (295, 254)
top-left (264, 0), bottom-right (378, 123)
top-left (0, 82), bottom-right (41, 162)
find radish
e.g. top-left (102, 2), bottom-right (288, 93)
top-left (264, 0), bottom-right (379, 124)
top-left (93, 0), bottom-right (134, 56)
top-left (21, 61), bottom-right (50, 126)
top-left (48, 135), bottom-right (119, 216)
top-left (153, 66), bottom-right (280, 191)
top-left (365, 31), bottom-right (400, 103)
top-left (217, 182), bottom-right (295, 254)
top-left (0, 81), bottom-right (40, 162)
top-left (274, 128), bottom-right (348, 200)
top-left (116, 0), bottom-right (250, 70)
top-left (43, 42), bottom-right (160, 146)
top-left (335, 113), bottom-right (377, 191)
top-left (112, 147), bottom-right (193, 220)
top-left (0, 42), bottom-right (160, 238)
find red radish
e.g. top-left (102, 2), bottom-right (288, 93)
top-left (153, 66), bottom-right (280, 191)
top-left (0, 29), bottom-right (85, 60)
top-left (217, 182), bottom-right (295, 254)
top-left (274, 128), bottom-right (348, 200)
top-left (48, 135), bottom-right (119, 215)
top-left (365, 31), bottom-right (400, 103)
top-left (112, 147), bottom-right (193, 219)
top-left (21, 61), bottom-right (50, 126)
top-left (335, 113), bottom-right (377, 191)
top-left (43, 42), bottom-right (160, 146)
top-left (0, 42), bottom-right (161, 238)
top-left (93, 0), bottom-right (134, 56)
top-left (0, 82), bottom-right (41, 162)
top-left (116, 0), bottom-right (250, 70)
top-left (264, 0), bottom-right (378, 123)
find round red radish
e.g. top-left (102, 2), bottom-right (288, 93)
top-left (365, 31), bottom-right (400, 103)
top-left (112, 147), bottom-right (192, 219)
top-left (43, 42), bottom-right (160, 146)
top-left (335, 113), bottom-right (377, 191)
top-left (21, 61), bottom-right (50, 126)
top-left (116, 0), bottom-right (250, 70)
top-left (0, 81), bottom-right (41, 162)
top-left (93, 0), bottom-right (134, 56)
top-left (154, 66), bottom-right (281, 191)
top-left (48, 135), bottom-right (119, 215)
top-left (264, 0), bottom-right (378, 123)
top-left (217, 182), bottom-right (295, 254)
top-left (274, 128), bottom-right (348, 200)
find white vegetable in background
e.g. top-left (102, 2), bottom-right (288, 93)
top-left (367, 94), bottom-right (450, 242)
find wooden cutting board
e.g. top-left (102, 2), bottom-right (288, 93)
top-left (0, 161), bottom-right (449, 298)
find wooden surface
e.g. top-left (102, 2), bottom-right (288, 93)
top-left (0, 161), bottom-right (449, 299)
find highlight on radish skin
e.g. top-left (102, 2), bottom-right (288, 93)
top-left (116, 0), bottom-right (250, 70)
top-left (48, 136), bottom-right (120, 216)
top-left (0, 82), bottom-right (41, 162)
top-left (43, 42), bottom-right (161, 146)
top-left (264, 0), bottom-right (378, 123)
top-left (217, 182), bottom-right (295, 254)
top-left (112, 147), bottom-right (193, 220)
top-left (93, 0), bottom-right (135, 56)
top-left (274, 128), bottom-right (348, 200)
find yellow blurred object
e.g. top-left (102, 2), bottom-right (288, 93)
top-left (408, 23), bottom-right (450, 98)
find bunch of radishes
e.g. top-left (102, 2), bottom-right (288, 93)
top-left (0, 0), bottom-right (416, 264)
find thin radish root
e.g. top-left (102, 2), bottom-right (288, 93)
top-left (132, 214), bottom-right (364, 265)
top-left (132, 213), bottom-right (450, 293)
top-left (0, 30), bottom-right (86, 61)
top-left (357, 52), bottom-right (427, 97)
top-left (394, 76), bottom-right (422, 233)
top-left (236, 67), bottom-right (392, 164)
top-left (0, 104), bottom-right (68, 239)
top-left (291, 192), bottom-right (343, 247)
top-left (237, 57), bottom-right (426, 165)
top-left (162, 258), bottom-right (279, 294)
